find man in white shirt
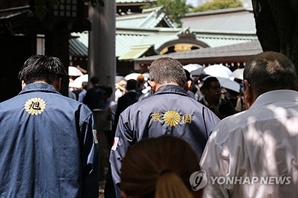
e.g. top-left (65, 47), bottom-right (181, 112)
top-left (200, 51), bottom-right (298, 198)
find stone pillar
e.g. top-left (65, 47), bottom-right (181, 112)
top-left (88, 0), bottom-right (116, 88)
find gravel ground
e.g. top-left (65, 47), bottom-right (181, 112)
top-left (99, 181), bottom-right (105, 198)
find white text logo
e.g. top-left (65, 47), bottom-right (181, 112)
top-left (189, 170), bottom-right (208, 191)
top-left (210, 176), bottom-right (291, 185)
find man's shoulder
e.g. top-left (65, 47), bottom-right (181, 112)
top-left (0, 95), bottom-right (22, 114)
top-left (119, 95), bottom-right (149, 115)
top-left (0, 93), bottom-right (92, 118)
top-left (122, 93), bottom-right (205, 116)
top-left (79, 89), bottom-right (86, 95)
top-left (209, 110), bottom-right (249, 138)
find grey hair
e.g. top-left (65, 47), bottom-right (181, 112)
top-left (244, 51), bottom-right (298, 95)
top-left (149, 57), bottom-right (187, 87)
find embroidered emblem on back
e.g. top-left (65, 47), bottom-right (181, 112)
top-left (182, 114), bottom-right (192, 124)
top-left (25, 98), bottom-right (46, 115)
top-left (151, 111), bottom-right (193, 126)
top-left (151, 112), bottom-right (162, 122)
top-left (163, 110), bottom-right (180, 126)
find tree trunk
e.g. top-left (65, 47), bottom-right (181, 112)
top-left (251, 0), bottom-right (298, 74)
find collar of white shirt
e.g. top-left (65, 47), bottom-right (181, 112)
top-left (250, 90), bottom-right (298, 110)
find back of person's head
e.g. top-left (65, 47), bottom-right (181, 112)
top-left (121, 135), bottom-right (201, 198)
top-left (126, 79), bottom-right (138, 91)
top-left (81, 81), bottom-right (88, 90)
top-left (244, 51), bottom-right (298, 95)
top-left (184, 69), bottom-right (192, 81)
top-left (149, 57), bottom-right (187, 87)
top-left (90, 76), bottom-right (99, 85)
top-left (197, 74), bottom-right (209, 87)
top-left (99, 85), bottom-right (113, 98)
top-left (137, 74), bottom-right (145, 84)
top-left (198, 74), bottom-right (209, 82)
top-left (200, 76), bottom-right (220, 91)
top-left (137, 74), bottom-right (145, 89)
top-left (18, 55), bottom-right (67, 84)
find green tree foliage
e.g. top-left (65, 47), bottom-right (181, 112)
top-left (192, 0), bottom-right (243, 12)
top-left (146, 0), bottom-right (193, 27)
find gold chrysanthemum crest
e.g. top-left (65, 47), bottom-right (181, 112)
top-left (163, 110), bottom-right (180, 126)
top-left (25, 98), bottom-right (46, 115)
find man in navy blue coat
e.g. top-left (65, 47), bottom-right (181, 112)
top-left (0, 55), bottom-right (99, 197)
top-left (107, 57), bottom-right (220, 197)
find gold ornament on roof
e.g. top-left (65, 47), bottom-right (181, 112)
top-left (25, 98), bottom-right (46, 115)
top-left (163, 110), bottom-right (180, 126)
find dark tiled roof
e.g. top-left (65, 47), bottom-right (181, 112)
top-left (135, 40), bottom-right (262, 64)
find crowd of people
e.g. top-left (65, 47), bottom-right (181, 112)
top-left (0, 51), bottom-right (297, 198)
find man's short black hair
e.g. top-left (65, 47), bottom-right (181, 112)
top-left (90, 76), bottom-right (99, 84)
top-left (126, 79), bottom-right (138, 91)
top-left (201, 76), bottom-right (219, 90)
